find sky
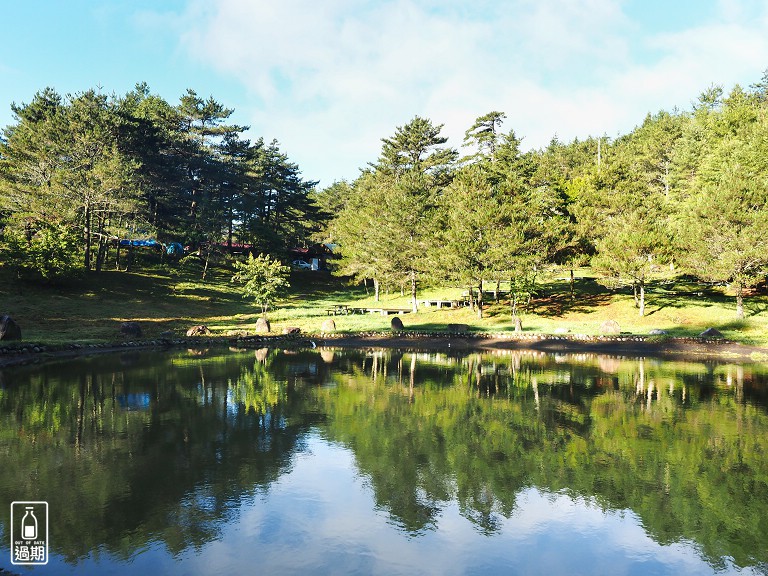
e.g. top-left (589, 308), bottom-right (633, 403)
top-left (2, 0), bottom-right (768, 188)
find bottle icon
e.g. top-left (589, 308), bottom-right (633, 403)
top-left (21, 507), bottom-right (37, 540)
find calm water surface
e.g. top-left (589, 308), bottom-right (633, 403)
top-left (1, 347), bottom-right (767, 575)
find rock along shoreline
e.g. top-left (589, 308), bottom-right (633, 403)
top-left (1, 330), bottom-right (768, 368)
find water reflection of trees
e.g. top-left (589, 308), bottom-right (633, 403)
top-left (0, 350), bottom-right (314, 562)
top-left (1, 348), bottom-right (768, 571)
top-left (317, 350), bottom-right (768, 569)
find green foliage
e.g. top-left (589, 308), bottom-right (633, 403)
top-left (375, 115), bottom-right (458, 184)
top-left (462, 111), bottom-right (507, 162)
top-left (231, 253), bottom-right (291, 315)
top-left (672, 90), bottom-right (768, 317)
top-left (1, 219), bottom-right (82, 280)
top-left (0, 84), bottom-right (319, 278)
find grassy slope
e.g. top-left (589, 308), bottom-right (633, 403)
top-left (2, 259), bottom-right (768, 346)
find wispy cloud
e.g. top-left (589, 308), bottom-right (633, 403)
top-left (170, 0), bottom-right (768, 185)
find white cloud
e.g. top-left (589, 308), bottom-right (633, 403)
top-left (170, 0), bottom-right (768, 186)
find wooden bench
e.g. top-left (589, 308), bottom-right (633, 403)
top-left (326, 304), bottom-right (351, 315)
top-left (420, 299), bottom-right (460, 309)
top-left (365, 308), bottom-right (412, 316)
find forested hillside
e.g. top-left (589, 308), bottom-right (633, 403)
top-left (2, 73), bottom-right (768, 321)
top-left (0, 84), bottom-right (322, 278)
top-left (322, 72), bottom-right (768, 319)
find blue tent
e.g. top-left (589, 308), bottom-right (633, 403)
top-left (119, 239), bottom-right (161, 248)
top-left (166, 242), bottom-right (184, 255)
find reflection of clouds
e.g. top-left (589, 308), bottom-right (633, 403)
top-left (171, 435), bottom-right (751, 576)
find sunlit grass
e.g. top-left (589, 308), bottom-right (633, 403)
top-left (2, 259), bottom-right (768, 347)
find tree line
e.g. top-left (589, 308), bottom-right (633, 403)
top-left (319, 71), bottom-right (768, 319)
top-left (0, 83), bottom-right (322, 279)
top-left (3, 74), bottom-right (768, 320)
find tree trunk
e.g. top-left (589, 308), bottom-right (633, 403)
top-left (363, 278), bottom-right (369, 296)
top-left (736, 282), bottom-right (745, 319)
top-left (468, 286), bottom-right (475, 311)
top-left (96, 238), bottom-right (106, 272)
top-left (374, 278), bottom-right (380, 302)
top-left (410, 270), bottom-right (418, 313)
top-left (477, 280), bottom-right (483, 319)
top-left (202, 246), bottom-right (211, 280)
top-left (638, 280), bottom-right (645, 317)
top-left (84, 201), bottom-right (92, 270)
top-left (227, 204), bottom-right (234, 249)
top-left (633, 281), bottom-right (639, 308)
top-left (495, 278), bottom-right (501, 303)
top-left (570, 268), bottom-right (575, 300)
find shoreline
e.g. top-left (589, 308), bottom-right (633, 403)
top-left (316, 333), bottom-right (768, 361)
top-left (1, 332), bottom-right (767, 368)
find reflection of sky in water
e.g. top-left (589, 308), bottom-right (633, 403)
top-left (38, 432), bottom-right (754, 576)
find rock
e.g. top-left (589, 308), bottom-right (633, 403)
top-left (699, 327), bottom-right (724, 339)
top-left (514, 317), bottom-right (523, 332)
top-left (447, 323), bottom-right (469, 333)
top-left (599, 320), bottom-right (621, 335)
top-left (255, 318), bottom-right (271, 333)
top-left (282, 327), bottom-right (301, 334)
top-left (391, 316), bottom-right (404, 331)
top-left (321, 318), bottom-right (336, 333)
top-left (649, 329), bottom-right (668, 335)
top-left (186, 325), bottom-right (212, 337)
top-left (553, 327), bottom-right (569, 334)
top-left (120, 321), bottom-right (142, 338)
top-left (320, 350), bottom-right (336, 363)
top-left (0, 315), bottom-right (22, 341)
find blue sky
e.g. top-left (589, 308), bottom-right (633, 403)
top-left (2, 0), bottom-right (768, 187)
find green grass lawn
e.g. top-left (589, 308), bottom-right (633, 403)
top-left (2, 259), bottom-right (768, 347)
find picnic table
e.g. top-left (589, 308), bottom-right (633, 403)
top-left (419, 299), bottom-right (462, 309)
top-left (326, 305), bottom-right (413, 316)
top-left (326, 304), bottom-right (349, 315)
top-left (364, 308), bottom-right (412, 316)
top-left (326, 304), bottom-right (367, 315)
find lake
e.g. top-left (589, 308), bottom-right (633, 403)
top-left (1, 346), bottom-right (767, 575)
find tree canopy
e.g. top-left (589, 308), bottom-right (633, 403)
top-left (4, 72), bottom-right (768, 319)
top-left (0, 84), bottom-right (320, 279)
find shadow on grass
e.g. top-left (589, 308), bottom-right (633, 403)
top-left (285, 272), bottom-right (368, 305)
top-left (526, 278), bottom-right (613, 317)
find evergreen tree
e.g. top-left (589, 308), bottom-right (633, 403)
top-left (436, 166), bottom-right (510, 318)
top-left (463, 111), bottom-right (507, 163)
top-left (673, 90), bottom-right (768, 318)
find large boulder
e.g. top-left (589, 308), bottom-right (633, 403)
top-left (186, 325), bottom-right (212, 337)
top-left (599, 320), bottom-right (621, 335)
top-left (699, 327), bottom-right (724, 339)
top-left (282, 327), bottom-right (301, 334)
top-left (0, 315), bottom-right (21, 341)
top-left (255, 318), bottom-right (271, 333)
top-left (320, 318), bottom-right (336, 333)
top-left (391, 316), bottom-right (404, 331)
top-left (120, 321), bottom-right (142, 338)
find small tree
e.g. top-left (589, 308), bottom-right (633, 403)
top-left (231, 253), bottom-right (290, 316)
top-left (2, 219), bottom-right (82, 281)
top-left (592, 210), bottom-right (667, 317)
